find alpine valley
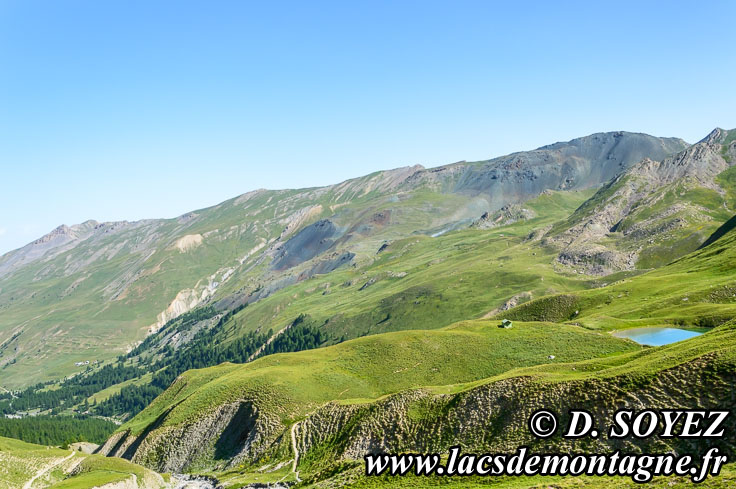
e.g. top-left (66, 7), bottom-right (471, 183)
top-left (2, 128), bottom-right (736, 489)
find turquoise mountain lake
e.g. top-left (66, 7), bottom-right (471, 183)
top-left (612, 327), bottom-right (705, 346)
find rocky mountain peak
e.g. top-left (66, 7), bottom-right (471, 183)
top-left (617, 128), bottom-right (734, 192)
top-left (33, 224), bottom-right (73, 244)
top-left (698, 127), bottom-right (736, 146)
top-left (700, 127), bottom-right (726, 144)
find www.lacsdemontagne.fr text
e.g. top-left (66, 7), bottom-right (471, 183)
top-left (365, 446), bottom-right (727, 483)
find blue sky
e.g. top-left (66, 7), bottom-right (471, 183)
top-left (1, 0), bottom-right (735, 254)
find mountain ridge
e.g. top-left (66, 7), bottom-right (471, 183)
top-left (0, 130), bottom-right (700, 387)
top-left (1, 131), bottom-right (686, 262)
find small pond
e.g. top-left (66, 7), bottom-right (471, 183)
top-left (612, 327), bottom-right (706, 346)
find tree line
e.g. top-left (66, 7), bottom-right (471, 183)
top-left (0, 415), bottom-right (116, 446)
top-left (0, 363), bottom-right (145, 415)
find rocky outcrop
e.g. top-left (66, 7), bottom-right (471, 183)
top-left (557, 246), bottom-right (638, 275)
top-left (627, 135), bottom-right (729, 189)
top-left (471, 205), bottom-right (535, 229)
top-left (146, 266), bottom-right (237, 334)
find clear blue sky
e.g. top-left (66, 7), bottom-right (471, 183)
top-left (1, 0), bottom-right (735, 254)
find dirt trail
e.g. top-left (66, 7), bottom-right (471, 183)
top-left (22, 451), bottom-right (75, 489)
top-left (291, 422), bottom-right (302, 483)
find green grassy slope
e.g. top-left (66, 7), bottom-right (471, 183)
top-left (0, 436), bottom-right (166, 489)
top-left (221, 318), bottom-right (729, 488)
top-left (0, 436), bottom-right (72, 489)
top-left (124, 319), bottom-right (637, 436)
top-left (144, 134), bottom-right (735, 376)
top-left (289, 320), bottom-right (736, 488)
top-left (50, 455), bottom-right (166, 489)
top-left (2, 190), bottom-right (602, 419)
top-left (6, 133), bottom-right (735, 487)
top-left (115, 182), bottom-right (733, 426)
top-left (7, 161), bottom-right (735, 424)
top-left (0, 179), bottom-right (574, 388)
top-left (0, 180), bottom-right (484, 387)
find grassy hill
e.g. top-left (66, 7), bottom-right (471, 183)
top-left (0, 436), bottom-right (166, 489)
top-left (504, 213), bottom-right (736, 331)
top-left (0, 436), bottom-right (72, 489)
top-left (0, 190), bottom-right (612, 420)
top-left (123, 319), bottom-right (638, 438)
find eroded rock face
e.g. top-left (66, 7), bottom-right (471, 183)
top-left (271, 219), bottom-right (339, 271)
top-left (557, 246), bottom-right (638, 276)
top-left (174, 234), bottom-right (204, 253)
top-left (471, 205), bottom-right (536, 229)
top-left (99, 400), bottom-right (281, 473)
top-left (299, 251), bottom-right (355, 278)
